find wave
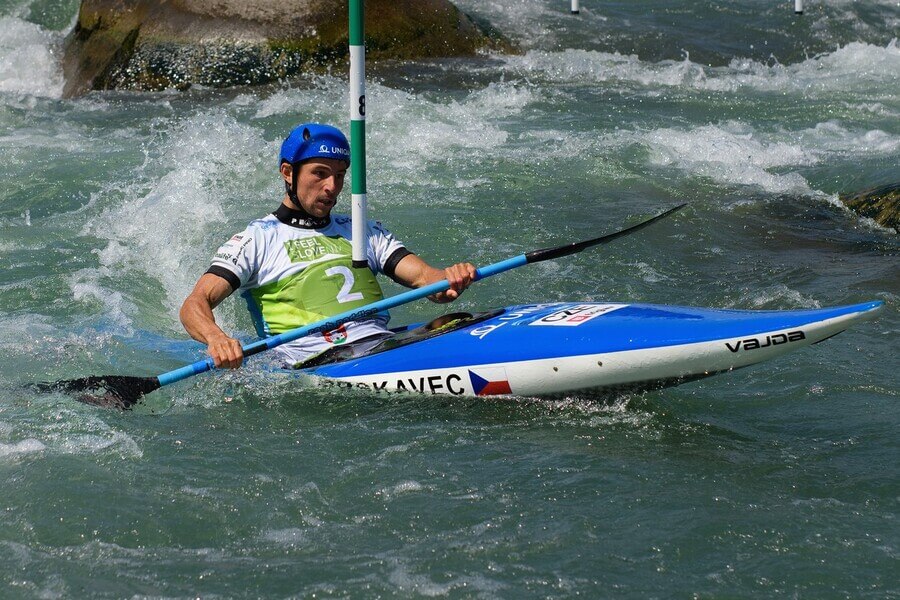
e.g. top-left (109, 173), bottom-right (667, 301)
top-left (636, 119), bottom-right (899, 195)
top-left (247, 77), bottom-right (539, 194)
top-left (0, 409), bottom-right (142, 463)
top-left (0, 438), bottom-right (45, 458)
top-left (79, 110), bottom-right (272, 330)
top-left (0, 16), bottom-right (64, 98)
top-left (502, 40), bottom-right (900, 95)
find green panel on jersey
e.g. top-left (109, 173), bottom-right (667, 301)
top-left (249, 258), bottom-right (384, 334)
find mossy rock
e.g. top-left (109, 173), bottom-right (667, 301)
top-left (840, 183), bottom-right (899, 233)
top-left (62, 0), bottom-right (514, 97)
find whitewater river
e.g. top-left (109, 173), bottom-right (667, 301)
top-left (1, 0), bottom-right (897, 596)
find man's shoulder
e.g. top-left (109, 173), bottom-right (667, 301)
top-left (245, 213), bottom-right (280, 233)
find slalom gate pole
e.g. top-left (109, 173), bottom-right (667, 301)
top-left (349, 0), bottom-right (368, 268)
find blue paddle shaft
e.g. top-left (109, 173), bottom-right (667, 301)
top-left (157, 255), bottom-right (528, 387)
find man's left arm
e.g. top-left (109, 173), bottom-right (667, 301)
top-left (391, 254), bottom-right (477, 303)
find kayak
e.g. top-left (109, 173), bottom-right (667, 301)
top-left (298, 300), bottom-right (883, 398)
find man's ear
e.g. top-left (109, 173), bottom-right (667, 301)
top-left (280, 162), bottom-right (293, 183)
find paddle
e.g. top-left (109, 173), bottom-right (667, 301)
top-left (37, 203), bottom-right (686, 409)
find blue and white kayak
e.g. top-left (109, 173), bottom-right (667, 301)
top-left (300, 301), bottom-right (883, 398)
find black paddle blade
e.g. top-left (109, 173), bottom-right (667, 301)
top-left (525, 203), bottom-right (687, 263)
top-left (34, 375), bottom-right (161, 409)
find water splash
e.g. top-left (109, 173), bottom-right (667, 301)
top-left (80, 110), bottom-right (271, 329)
top-left (502, 41), bottom-right (900, 95)
top-left (0, 16), bottom-right (63, 98)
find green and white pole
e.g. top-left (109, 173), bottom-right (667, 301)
top-left (349, 0), bottom-right (368, 268)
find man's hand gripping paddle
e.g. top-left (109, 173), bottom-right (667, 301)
top-left (36, 204), bottom-right (686, 409)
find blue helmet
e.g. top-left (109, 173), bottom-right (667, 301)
top-left (280, 123), bottom-right (350, 165)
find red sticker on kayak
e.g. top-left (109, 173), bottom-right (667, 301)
top-left (529, 304), bottom-right (628, 327)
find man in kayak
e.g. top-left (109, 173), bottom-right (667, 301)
top-left (180, 123), bottom-right (476, 369)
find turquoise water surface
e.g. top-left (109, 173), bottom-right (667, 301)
top-left (1, 0), bottom-right (898, 597)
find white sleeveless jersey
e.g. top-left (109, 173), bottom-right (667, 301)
top-left (207, 206), bottom-right (409, 366)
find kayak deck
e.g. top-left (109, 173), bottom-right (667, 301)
top-left (299, 301), bottom-right (883, 398)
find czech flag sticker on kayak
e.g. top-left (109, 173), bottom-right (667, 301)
top-left (469, 368), bottom-right (512, 396)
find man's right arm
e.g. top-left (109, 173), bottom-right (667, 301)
top-left (179, 273), bottom-right (244, 369)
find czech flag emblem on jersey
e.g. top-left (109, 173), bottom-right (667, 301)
top-left (469, 368), bottom-right (512, 396)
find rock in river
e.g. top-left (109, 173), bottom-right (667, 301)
top-left (840, 183), bottom-right (899, 233)
top-left (62, 0), bottom-right (509, 97)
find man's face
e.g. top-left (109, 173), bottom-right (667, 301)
top-left (284, 158), bottom-right (348, 218)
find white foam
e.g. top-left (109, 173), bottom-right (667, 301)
top-left (794, 121), bottom-right (900, 155)
top-left (240, 78), bottom-right (532, 194)
top-left (82, 110), bottom-right (271, 329)
top-left (0, 313), bottom-right (59, 354)
top-left (180, 486), bottom-right (214, 497)
top-left (707, 40), bottom-right (900, 94)
top-left (743, 284), bottom-right (822, 309)
top-left (503, 41), bottom-right (900, 95)
top-left (250, 78), bottom-right (346, 121)
top-left (451, 0), bottom-right (561, 49)
top-left (286, 480), bottom-right (322, 500)
top-left (386, 556), bottom-right (505, 596)
top-left (38, 411), bottom-right (144, 459)
top-left (388, 561), bottom-right (456, 597)
top-left (626, 261), bottom-right (671, 284)
top-left (506, 49), bottom-right (710, 88)
top-left (0, 126), bottom-right (92, 155)
top-left (0, 438), bottom-right (46, 458)
top-left (377, 443), bottom-right (411, 458)
top-left (847, 102), bottom-right (900, 118)
top-left (633, 117), bottom-right (900, 196)
top-left (377, 480), bottom-right (426, 499)
top-left (368, 81), bottom-right (535, 188)
top-left (0, 17), bottom-right (63, 98)
top-left (245, 76), bottom-right (535, 197)
top-left (68, 266), bottom-right (138, 333)
top-left (463, 81), bottom-right (540, 117)
top-left (640, 122), bottom-right (817, 195)
top-left (261, 528), bottom-right (307, 545)
top-left (56, 430), bottom-right (143, 457)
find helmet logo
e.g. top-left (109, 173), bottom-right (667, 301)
top-left (316, 144), bottom-right (350, 157)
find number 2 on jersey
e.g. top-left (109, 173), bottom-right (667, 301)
top-left (325, 266), bottom-right (365, 303)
